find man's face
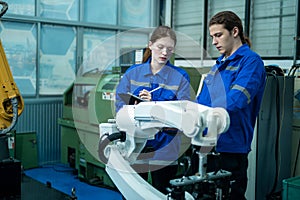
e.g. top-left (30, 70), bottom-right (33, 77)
top-left (209, 24), bottom-right (236, 57)
top-left (149, 37), bottom-right (175, 65)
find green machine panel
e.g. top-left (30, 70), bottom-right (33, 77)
top-left (59, 119), bottom-right (80, 170)
top-left (59, 70), bottom-right (120, 189)
top-left (15, 132), bottom-right (38, 170)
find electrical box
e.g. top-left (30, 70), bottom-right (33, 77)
top-left (15, 132), bottom-right (38, 169)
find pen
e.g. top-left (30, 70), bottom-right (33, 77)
top-left (148, 86), bottom-right (162, 94)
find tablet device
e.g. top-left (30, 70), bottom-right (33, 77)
top-left (119, 92), bottom-right (146, 105)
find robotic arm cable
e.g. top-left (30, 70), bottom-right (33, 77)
top-left (0, 1), bottom-right (8, 17)
top-left (98, 131), bottom-right (126, 164)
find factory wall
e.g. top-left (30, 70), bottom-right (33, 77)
top-left (14, 99), bottom-right (63, 165)
top-left (1, 0), bottom-right (300, 176)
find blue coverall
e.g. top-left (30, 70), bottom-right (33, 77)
top-left (197, 44), bottom-right (266, 153)
top-left (196, 44), bottom-right (266, 199)
top-left (116, 58), bottom-right (190, 161)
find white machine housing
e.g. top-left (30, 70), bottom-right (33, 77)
top-left (99, 100), bottom-right (230, 199)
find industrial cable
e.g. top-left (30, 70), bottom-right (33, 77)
top-left (0, 1), bottom-right (8, 17)
top-left (268, 73), bottom-right (281, 198)
top-left (0, 97), bottom-right (19, 135)
top-left (273, 73), bottom-right (286, 196)
top-left (293, 137), bottom-right (300, 176)
top-left (266, 68), bottom-right (286, 198)
top-left (98, 131), bottom-right (126, 164)
top-left (288, 64), bottom-right (300, 77)
top-left (179, 156), bottom-right (192, 177)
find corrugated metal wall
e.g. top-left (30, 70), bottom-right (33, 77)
top-left (14, 98), bottom-right (63, 166)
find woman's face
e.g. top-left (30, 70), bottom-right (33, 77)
top-left (149, 36), bottom-right (175, 66)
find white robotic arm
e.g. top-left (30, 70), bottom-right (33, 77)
top-left (112, 100), bottom-right (229, 162)
top-left (99, 100), bottom-right (230, 199)
top-left (133, 100), bottom-right (229, 145)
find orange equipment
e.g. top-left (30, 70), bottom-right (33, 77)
top-left (0, 1), bottom-right (24, 135)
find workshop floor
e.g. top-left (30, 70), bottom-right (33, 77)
top-left (21, 175), bottom-right (70, 200)
top-left (23, 164), bottom-right (123, 200)
top-left (1, 175), bottom-right (70, 200)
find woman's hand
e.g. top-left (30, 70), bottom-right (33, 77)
top-left (139, 89), bottom-right (152, 101)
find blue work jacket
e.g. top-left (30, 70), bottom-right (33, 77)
top-left (197, 44), bottom-right (266, 153)
top-left (116, 59), bottom-right (190, 161)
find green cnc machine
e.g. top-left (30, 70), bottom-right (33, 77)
top-left (59, 68), bottom-right (120, 188)
top-left (58, 47), bottom-right (209, 189)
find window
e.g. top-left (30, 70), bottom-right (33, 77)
top-left (40, 0), bottom-right (79, 21)
top-left (1, 0), bottom-right (159, 96)
top-left (83, 0), bottom-right (117, 25)
top-left (250, 0), bottom-right (297, 58)
top-left (120, 0), bottom-right (152, 27)
top-left (119, 30), bottom-right (149, 50)
top-left (172, 0), bottom-right (204, 59)
top-left (82, 29), bottom-right (116, 74)
top-left (0, 21), bottom-right (37, 96)
top-left (172, 0), bottom-right (298, 60)
top-left (39, 24), bottom-right (76, 95)
top-left (6, 0), bottom-right (35, 16)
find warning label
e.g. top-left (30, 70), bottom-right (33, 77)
top-left (102, 92), bottom-right (115, 100)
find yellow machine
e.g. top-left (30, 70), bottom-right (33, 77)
top-left (0, 1), bottom-right (24, 135)
top-left (0, 2), bottom-right (24, 198)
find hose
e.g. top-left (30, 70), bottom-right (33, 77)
top-left (98, 131), bottom-right (126, 164)
top-left (0, 1), bottom-right (8, 18)
top-left (179, 156), bottom-right (192, 177)
top-left (0, 97), bottom-right (19, 135)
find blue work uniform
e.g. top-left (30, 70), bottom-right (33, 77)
top-left (116, 58), bottom-right (190, 162)
top-left (197, 44), bottom-right (266, 153)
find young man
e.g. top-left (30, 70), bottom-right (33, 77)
top-left (196, 11), bottom-right (266, 199)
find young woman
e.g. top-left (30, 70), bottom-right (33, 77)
top-left (115, 25), bottom-right (190, 194)
top-left (196, 11), bottom-right (266, 199)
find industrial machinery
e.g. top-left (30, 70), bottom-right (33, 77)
top-left (59, 43), bottom-right (206, 189)
top-left (58, 47), bottom-right (148, 187)
top-left (0, 1), bottom-right (24, 198)
top-left (59, 69), bottom-right (120, 188)
top-left (98, 100), bottom-right (232, 199)
top-left (0, 1), bottom-right (24, 137)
